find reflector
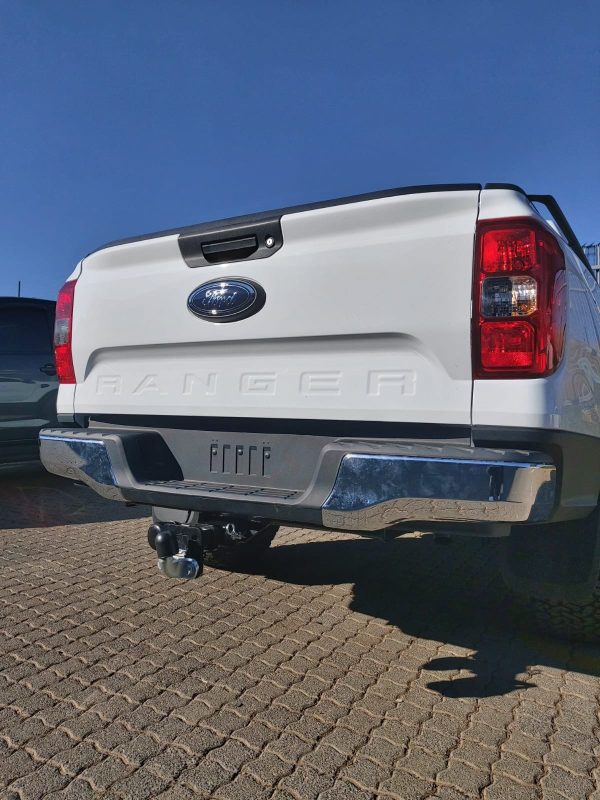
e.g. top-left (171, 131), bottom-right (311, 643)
top-left (480, 321), bottom-right (534, 369)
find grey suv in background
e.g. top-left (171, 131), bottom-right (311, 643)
top-left (0, 297), bottom-right (57, 468)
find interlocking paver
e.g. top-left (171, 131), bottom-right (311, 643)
top-left (0, 749), bottom-right (39, 784)
top-left (1, 471), bottom-right (600, 799)
top-left (5, 763), bottom-right (70, 799)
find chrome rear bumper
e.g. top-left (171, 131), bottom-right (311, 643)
top-left (322, 452), bottom-right (555, 530)
top-left (40, 428), bottom-right (556, 531)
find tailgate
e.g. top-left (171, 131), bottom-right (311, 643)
top-left (72, 188), bottom-right (480, 424)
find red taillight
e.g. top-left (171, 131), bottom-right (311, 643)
top-left (480, 321), bottom-right (535, 369)
top-left (54, 279), bottom-right (77, 384)
top-left (473, 217), bottom-right (566, 378)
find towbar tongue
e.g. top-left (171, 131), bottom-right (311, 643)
top-left (148, 522), bottom-right (203, 579)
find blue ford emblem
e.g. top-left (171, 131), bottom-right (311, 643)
top-left (187, 279), bottom-right (266, 322)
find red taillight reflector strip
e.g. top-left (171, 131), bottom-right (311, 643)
top-left (473, 217), bottom-right (566, 378)
top-left (54, 279), bottom-right (77, 384)
top-left (480, 321), bottom-right (534, 369)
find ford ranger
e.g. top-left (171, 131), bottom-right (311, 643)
top-left (40, 183), bottom-right (600, 639)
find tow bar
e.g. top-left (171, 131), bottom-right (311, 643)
top-left (147, 520), bottom-right (248, 579)
top-left (147, 522), bottom-right (204, 579)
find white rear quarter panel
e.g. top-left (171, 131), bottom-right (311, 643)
top-left (472, 190), bottom-right (600, 438)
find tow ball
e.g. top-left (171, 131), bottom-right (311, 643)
top-left (147, 522), bottom-right (204, 579)
top-left (147, 520), bottom-right (247, 579)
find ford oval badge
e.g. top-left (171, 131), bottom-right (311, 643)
top-left (187, 279), bottom-right (266, 322)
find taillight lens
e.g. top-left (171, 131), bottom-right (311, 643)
top-left (54, 279), bottom-right (77, 384)
top-left (473, 218), bottom-right (566, 378)
top-left (480, 321), bottom-right (535, 369)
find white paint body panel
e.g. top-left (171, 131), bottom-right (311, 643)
top-left (472, 190), bottom-right (600, 439)
top-left (58, 187), bottom-right (600, 447)
top-left (64, 190), bottom-right (480, 424)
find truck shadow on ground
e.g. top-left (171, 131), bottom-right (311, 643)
top-left (0, 469), bottom-right (148, 529)
top-left (259, 535), bottom-right (600, 700)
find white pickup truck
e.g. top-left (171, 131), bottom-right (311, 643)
top-left (40, 183), bottom-right (600, 639)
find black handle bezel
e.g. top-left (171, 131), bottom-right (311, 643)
top-left (179, 218), bottom-right (283, 268)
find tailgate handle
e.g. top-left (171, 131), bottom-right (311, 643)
top-left (200, 235), bottom-right (258, 264)
top-left (178, 217), bottom-right (282, 268)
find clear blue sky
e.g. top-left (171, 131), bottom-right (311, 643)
top-left (1, 0), bottom-right (598, 300)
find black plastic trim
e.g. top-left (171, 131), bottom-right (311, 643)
top-left (180, 219), bottom-right (283, 268)
top-left (118, 485), bottom-right (324, 526)
top-left (202, 235), bottom-right (258, 259)
top-left (527, 194), bottom-right (593, 273)
top-left (90, 415), bottom-right (471, 441)
top-left (56, 414), bottom-right (78, 426)
top-left (119, 432), bottom-right (183, 483)
top-left (86, 183), bottom-right (481, 256)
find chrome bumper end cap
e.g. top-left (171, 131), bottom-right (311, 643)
top-left (322, 453), bottom-right (556, 531)
top-left (39, 431), bottom-right (126, 502)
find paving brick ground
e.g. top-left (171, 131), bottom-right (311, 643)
top-left (1, 469), bottom-right (599, 799)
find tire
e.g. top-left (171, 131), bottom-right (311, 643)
top-left (501, 507), bottom-right (600, 641)
top-left (204, 523), bottom-right (279, 568)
